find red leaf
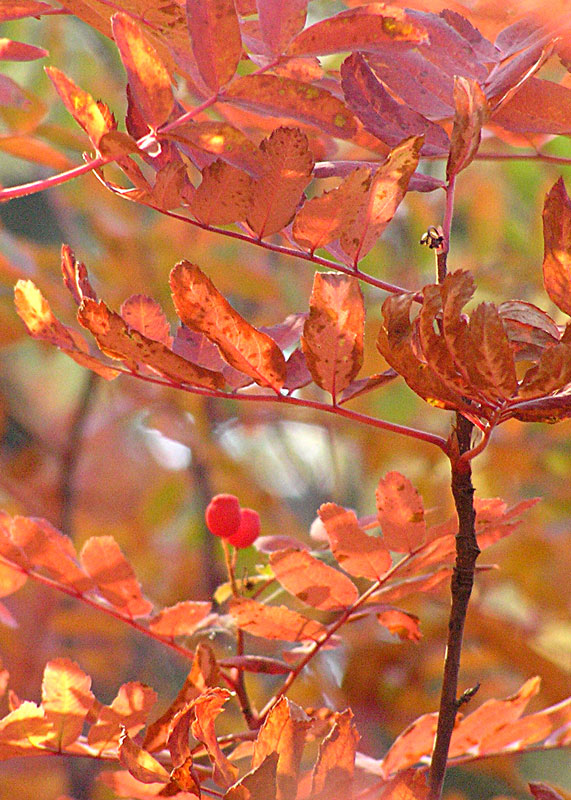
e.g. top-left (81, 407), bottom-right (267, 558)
top-left (170, 261), bottom-right (286, 390)
top-left (88, 682), bottom-right (157, 754)
top-left (191, 687), bottom-right (238, 788)
top-left (186, 0), bottom-right (242, 92)
top-left (542, 177), bottom-right (571, 317)
top-left (258, 0), bottom-right (307, 54)
top-left (339, 136), bottom-right (423, 263)
top-left (45, 67), bottom-right (114, 148)
top-left (270, 548), bottom-right (358, 611)
top-left (229, 597), bottom-right (327, 642)
top-left (318, 503), bottom-right (392, 581)
top-left (493, 77), bottom-right (571, 135)
top-left (149, 600), bottom-right (212, 638)
top-left (0, 2), bottom-right (55, 22)
top-left (380, 713), bottom-right (438, 777)
top-left (292, 167), bottom-right (371, 252)
top-left (529, 783), bottom-right (567, 800)
top-left (288, 6), bottom-right (427, 56)
top-left (78, 297), bottom-right (224, 390)
top-left (341, 53), bottom-right (449, 157)
top-left (80, 536), bottom-right (153, 618)
top-left (376, 472), bottom-right (426, 552)
top-left (119, 728), bottom-right (170, 784)
top-left (225, 752), bottom-right (278, 800)
top-left (166, 120), bottom-right (263, 177)
top-left (112, 13), bottom-right (174, 129)
top-left (246, 127), bottom-right (314, 238)
top-left (252, 696), bottom-right (310, 800)
top-left (190, 159), bottom-right (253, 226)
top-left (224, 75), bottom-right (357, 139)
top-left (301, 273), bottom-right (364, 401)
top-left (446, 76), bottom-right (488, 180)
top-left (339, 369), bottom-right (398, 403)
top-left (41, 658), bottom-right (95, 748)
top-left (311, 709), bottom-right (360, 799)
top-left (377, 608), bottom-right (421, 642)
top-left (120, 294), bottom-right (172, 346)
top-left (0, 39), bottom-right (47, 61)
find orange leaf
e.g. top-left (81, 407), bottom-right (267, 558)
top-left (380, 713), bottom-right (438, 777)
top-left (311, 709), bottom-right (360, 799)
top-left (119, 728), bottom-right (170, 784)
top-left (191, 687), bottom-right (238, 788)
top-left (88, 682), bottom-right (157, 754)
top-left (186, 0), bottom-right (242, 92)
top-left (301, 273), bottom-right (364, 400)
top-left (0, 559), bottom-right (27, 598)
top-left (377, 769), bottom-right (429, 799)
top-left (78, 297), bottom-right (224, 390)
top-left (318, 503), bottom-right (392, 580)
top-left (225, 752), bottom-right (278, 800)
top-left (287, 6), bottom-right (427, 56)
top-left (120, 294), bottom-right (172, 346)
top-left (376, 472), bottom-right (426, 552)
top-left (466, 302), bottom-right (518, 400)
top-left (112, 12), bottom-right (173, 129)
top-left (80, 536), bottom-right (153, 618)
top-left (258, 0), bottom-right (307, 54)
top-left (224, 75), bottom-right (356, 139)
top-left (170, 261), bottom-right (286, 391)
top-left (149, 600), bottom-right (212, 638)
top-left (377, 608), bottom-right (421, 642)
top-left (340, 136), bottom-right (422, 264)
top-left (252, 696), bottom-right (310, 800)
top-left (270, 548), bottom-right (358, 611)
top-left (0, 38), bottom-right (47, 61)
top-left (449, 676), bottom-right (541, 758)
top-left (14, 280), bottom-right (120, 380)
top-left (45, 66), bottom-right (114, 148)
top-left (292, 167), bottom-right (370, 252)
top-left (190, 160), bottom-right (253, 226)
top-left (166, 121), bottom-right (262, 177)
top-left (446, 76), bottom-right (488, 180)
top-left (542, 177), bottom-right (571, 316)
top-left (478, 696), bottom-right (571, 756)
top-left (0, 701), bottom-right (52, 759)
top-left (41, 658), bottom-right (95, 748)
top-left (246, 127), bottom-right (314, 238)
top-left (229, 598), bottom-right (327, 642)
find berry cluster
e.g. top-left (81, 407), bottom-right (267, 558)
top-left (205, 494), bottom-right (261, 548)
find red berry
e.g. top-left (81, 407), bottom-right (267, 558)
top-left (205, 494), bottom-right (241, 538)
top-left (227, 508), bottom-right (261, 548)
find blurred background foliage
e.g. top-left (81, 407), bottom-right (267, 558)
top-left (0, 2), bottom-right (569, 799)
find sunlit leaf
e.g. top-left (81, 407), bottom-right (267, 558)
top-left (120, 294), bottom-right (172, 346)
top-left (270, 548), bottom-right (359, 611)
top-left (0, 701), bottom-right (52, 759)
top-left (542, 177), bottom-right (571, 317)
top-left (229, 598), bottom-right (327, 642)
top-left (80, 536), bottom-right (153, 618)
top-left (380, 712), bottom-right (438, 777)
top-left (376, 472), bottom-right (426, 552)
top-left (225, 752), bottom-right (278, 800)
top-left (41, 658), bottom-right (94, 748)
top-left (88, 682), bottom-right (157, 753)
top-left (186, 0), bottom-right (242, 92)
top-left (190, 160), bottom-right (253, 226)
top-left (318, 503), bottom-right (392, 581)
top-left (170, 261), bottom-right (286, 390)
top-left (311, 709), bottom-right (360, 799)
top-left (45, 67), bottom-right (114, 148)
top-left (0, 38), bottom-right (47, 61)
top-left (191, 687), bottom-right (238, 788)
top-left (119, 727), bottom-right (170, 784)
top-left (446, 76), bottom-right (488, 180)
top-left (301, 273), bottom-right (364, 401)
top-left (377, 608), bottom-right (421, 642)
top-left (149, 600), bottom-right (212, 638)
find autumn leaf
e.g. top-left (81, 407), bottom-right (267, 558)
top-left (191, 687), bottom-right (238, 788)
top-left (318, 503), bottom-right (392, 581)
top-left (377, 608), bottom-right (421, 642)
top-left (225, 752), bottom-right (278, 800)
top-left (339, 136), bottom-right (423, 263)
top-left (311, 709), bottom-right (360, 800)
top-left (166, 120), bottom-right (262, 177)
top-left (45, 67), bottom-right (115, 148)
top-left (224, 75), bottom-right (357, 139)
top-left (246, 127), bottom-right (314, 238)
top-left (258, 0), bottom-right (307, 54)
top-left (252, 696), bottom-right (310, 800)
top-left (287, 6), bottom-right (427, 56)
top-left (119, 727), bottom-right (170, 784)
top-left (190, 159), bottom-right (253, 226)
top-left (376, 472), bottom-right (426, 552)
top-left (120, 294), bottom-right (172, 346)
top-left (186, 0), bottom-right (242, 92)
top-left (292, 167), bottom-right (371, 253)
top-left (78, 297), bottom-right (224, 390)
top-left (542, 177), bottom-right (571, 317)
top-left (446, 76), bottom-right (488, 180)
top-left (88, 682), bottom-right (157, 754)
top-left (149, 600), bottom-right (212, 638)
top-left (301, 273), bottom-right (364, 401)
top-left (170, 261), bottom-right (286, 391)
top-left (270, 548), bottom-right (358, 611)
top-left (112, 13), bottom-right (174, 130)
top-left (229, 598), bottom-right (327, 642)
top-left (80, 535), bottom-right (153, 618)
top-left (41, 658), bottom-right (95, 748)
top-left (380, 712), bottom-right (438, 777)
top-left (0, 701), bottom-right (52, 759)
